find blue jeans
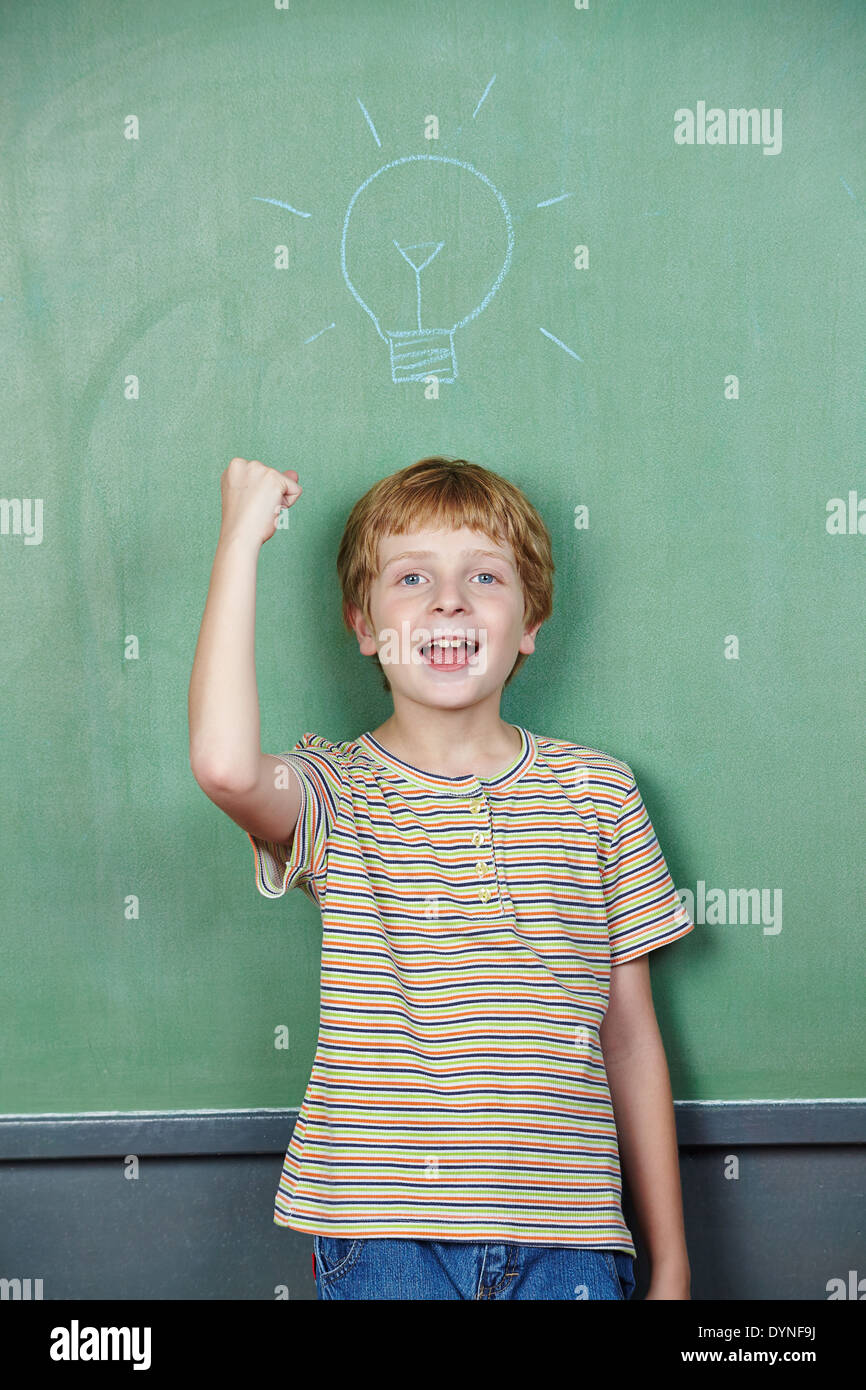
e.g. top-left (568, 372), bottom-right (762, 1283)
top-left (313, 1237), bottom-right (636, 1301)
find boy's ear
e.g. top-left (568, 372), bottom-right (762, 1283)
top-left (348, 602), bottom-right (378, 657)
top-left (520, 619), bottom-right (544, 656)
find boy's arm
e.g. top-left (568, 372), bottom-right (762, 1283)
top-left (188, 528), bottom-right (263, 790)
top-left (599, 956), bottom-right (692, 1299)
top-left (188, 458), bottom-right (304, 843)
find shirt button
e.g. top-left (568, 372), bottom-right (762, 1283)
top-left (479, 886), bottom-right (492, 902)
top-left (470, 798), bottom-right (484, 814)
top-left (476, 860), bottom-right (489, 875)
top-left (472, 831), bottom-right (485, 847)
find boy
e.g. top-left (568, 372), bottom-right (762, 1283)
top-left (188, 454), bottom-right (695, 1301)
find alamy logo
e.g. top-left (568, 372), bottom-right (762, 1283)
top-left (0, 1276), bottom-right (43, 1299)
top-left (674, 102), bottom-right (782, 156)
top-left (679, 882), bottom-right (782, 935)
top-left (49, 1320), bottom-right (151, 1370)
top-left (0, 498), bottom-right (43, 545)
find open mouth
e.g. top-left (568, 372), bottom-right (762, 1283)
top-left (418, 636), bottom-right (480, 668)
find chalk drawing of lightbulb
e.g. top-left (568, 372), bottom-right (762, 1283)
top-left (341, 154), bottom-right (513, 383)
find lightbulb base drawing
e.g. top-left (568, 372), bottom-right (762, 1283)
top-left (387, 328), bottom-right (457, 384)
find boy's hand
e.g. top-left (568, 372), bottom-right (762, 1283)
top-left (644, 1271), bottom-right (691, 1299)
top-left (218, 457), bottom-right (303, 548)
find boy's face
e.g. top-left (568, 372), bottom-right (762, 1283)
top-left (350, 525), bottom-right (542, 708)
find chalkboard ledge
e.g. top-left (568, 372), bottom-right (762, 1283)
top-left (0, 1100), bottom-right (864, 1159)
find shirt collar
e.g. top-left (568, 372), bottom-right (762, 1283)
top-left (357, 724), bottom-right (537, 794)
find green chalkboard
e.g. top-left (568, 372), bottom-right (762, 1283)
top-left (1, 0), bottom-right (864, 1115)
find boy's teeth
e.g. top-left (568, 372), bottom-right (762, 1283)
top-left (418, 638), bottom-right (477, 664)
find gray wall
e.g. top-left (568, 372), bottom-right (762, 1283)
top-left (1, 1103), bottom-right (863, 1301)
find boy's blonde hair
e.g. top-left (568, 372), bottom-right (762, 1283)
top-left (336, 455), bottom-right (555, 691)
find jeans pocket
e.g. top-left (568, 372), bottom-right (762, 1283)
top-left (602, 1250), bottom-right (635, 1300)
top-left (313, 1235), bottom-right (365, 1280)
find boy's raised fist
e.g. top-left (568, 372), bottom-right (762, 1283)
top-left (219, 457), bottom-right (303, 546)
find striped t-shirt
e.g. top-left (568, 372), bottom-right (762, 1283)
top-left (248, 724), bottom-right (695, 1254)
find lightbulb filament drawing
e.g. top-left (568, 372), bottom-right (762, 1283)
top-left (383, 237), bottom-right (445, 372)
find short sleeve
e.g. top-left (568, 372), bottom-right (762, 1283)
top-left (599, 764), bottom-right (695, 965)
top-left (247, 733), bottom-right (347, 904)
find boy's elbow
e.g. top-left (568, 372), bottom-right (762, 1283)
top-left (189, 754), bottom-right (247, 795)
